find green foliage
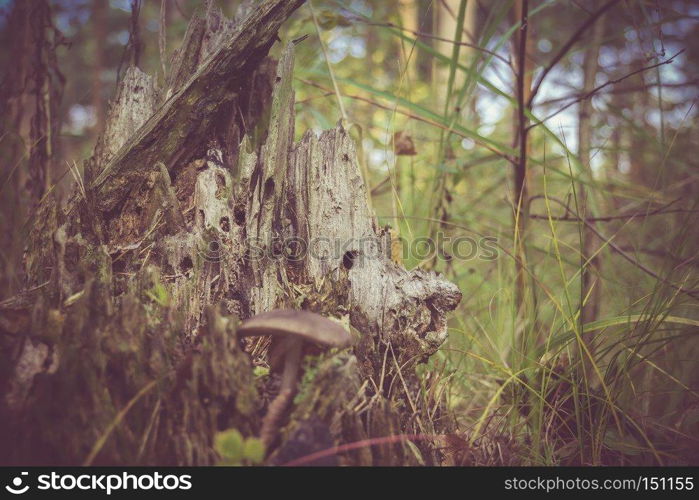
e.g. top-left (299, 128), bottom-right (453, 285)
top-left (286, 0), bottom-right (699, 465)
top-left (312, 9), bottom-right (352, 30)
top-left (145, 282), bottom-right (170, 308)
top-left (4, 0), bottom-right (697, 466)
top-left (214, 429), bottom-right (266, 466)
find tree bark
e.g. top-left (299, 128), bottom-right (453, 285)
top-left (511, 0), bottom-right (532, 320)
top-left (91, 0), bottom-right (107, 137)
top-left (1, 0), bottom-right (461, 466)
top-left (577, 8), bottom-right (606, 371)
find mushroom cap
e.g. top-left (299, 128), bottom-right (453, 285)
top-left (237, 309), bottom-right (354, 348)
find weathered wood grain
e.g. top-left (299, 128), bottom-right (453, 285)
top-left (3, 1), bottom-right (462, 466)
top-left (90, 0), bottom-right (305, 213)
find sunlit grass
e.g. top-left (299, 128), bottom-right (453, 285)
top-left (289, 0), bottom-right (699, 465)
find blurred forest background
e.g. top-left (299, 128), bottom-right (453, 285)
top-left (1, 0), bottom-right (698, 465)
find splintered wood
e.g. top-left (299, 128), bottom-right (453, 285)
top-left (3, 0), bottom-right (460, 466)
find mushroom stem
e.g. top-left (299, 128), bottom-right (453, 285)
top-left (279, 337), bottom-right (302, 392)
top-left (260, 337), bottom-right (303, 449)
top-left (260, 388), bottom-right (294, 449)
top-left (237, 310), bottom-right (353, 452)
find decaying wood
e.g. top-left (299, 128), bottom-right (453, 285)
top-left (89, 0), bottom-right (304, 214)
top-left (1, 0), bottom-right (461, 466)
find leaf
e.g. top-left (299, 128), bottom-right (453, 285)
top-left (145, 283), bottom-right (170, 307)
top-left (243, 438), bottom-right (266, 464)
top-left (603, 429), bottom-right (644, 456)
top-left (214, 428), bottom-right (244, 462)
top-left (535, 315), bottom-right (699, 359)
top-left (394, 131), bottom-right (417, 156)
top-left (405, 439), bottom-right (425, 466)
top-left (316, 9), bottom-right (351, 30)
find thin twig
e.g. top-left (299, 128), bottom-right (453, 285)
top-left (308, 1), bottom-right (347, 121)
top-left (539, 196), bottom-right (699, 299)
top-left (83, 379), bottom-right (158, 466)
top-left (528, 0), bottom-right (621, 107)
top-left (536, 78), bottom-right (699, 107)
top-left (529, 196), bottom-right (699, 222)
top-left (532, 207), bottom-right (699, 222)
top-left (297, 78), bottom-right (511, 160)
top-left (362, 20), bottom-right (511, 67)
top-left (282, 433), bottom-right (436, 466)
top-left (528, 49), bottom-right (684, 130)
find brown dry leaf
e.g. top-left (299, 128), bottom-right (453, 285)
top-left (393, 131), bottom-right (417, 156)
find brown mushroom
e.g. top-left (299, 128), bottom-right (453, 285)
top-left (237, 309), bottom-right (353, 449)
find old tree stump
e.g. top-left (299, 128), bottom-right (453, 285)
top-left (0, 0), bottom-right (460, 466)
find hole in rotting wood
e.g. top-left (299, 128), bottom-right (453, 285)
top-left (342, 250), bottom-right (359, 270)
top-left (112, 256), bottom-right (127, 274)
top-left (233, 203), bottom-right (245, 226)
top-left (220, 216), bottom-right (230, 232)
top-left (216, 172), bottom-right (226, 189)
top-left (180, 256), bottom-right (194, 274)
top-left (263, 178), bottom-right (275, 199)
top-left (215, 172), bottom-right (227, 200)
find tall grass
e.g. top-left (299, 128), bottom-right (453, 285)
top-left (293, 0), bottom-right (699, 465)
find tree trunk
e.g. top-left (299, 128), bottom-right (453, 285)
top-left (91, 0), bottom-right (107, 137)
top-left (0, 0), bottom-right (460, 466)
top-left (511, 0), bottom-right (533, 322)
top-left (0, 0), bottom-right (63, 295)
top-left (577, 7), bottom-right (606, 379)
